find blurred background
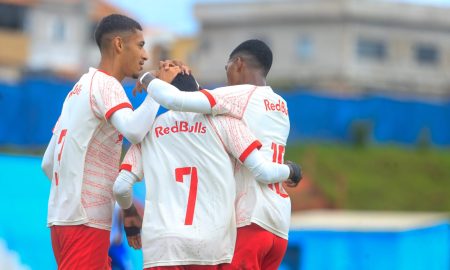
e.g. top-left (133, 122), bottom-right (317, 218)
top-left (0, 0), bottom-right (449, 269)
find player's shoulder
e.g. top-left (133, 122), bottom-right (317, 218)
top-left (89, 68), bottom-right (121, 86)
top-left (210, 84), bottom-right (256, 95)
top-left (259, 86), bottom-right (285, 99)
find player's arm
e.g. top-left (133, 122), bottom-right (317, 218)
top-left (213, 115), bottom-right (302, 184)
top-left (242, 148), bottom-right (301, 185)
top-left (113, 170), bottom-right (139, 209)
top-left (94, 76), bottom-right (161, 144)
top-left (109, 94), bottom-right (160, 144)
top-left (139, 70), bottom-right (212, 114)
top-left (113, 171), bottom-right (142, 250)
top-left (113, 144), bottom-right (143, 209)
top-left (113, 144), bottom-right (144, 249)
top-left (243, 149), bottom-right (302, 185)
top-left (41, 134), bottom-right (56, 180)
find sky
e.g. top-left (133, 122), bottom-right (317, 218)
top-left (107, 0), bottom-right (450, 36)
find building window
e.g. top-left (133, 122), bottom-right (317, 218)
top-left (297, 37), bottom-right (313, 61)
top-left (53, 18), bottom-right (66, 42)
top-left (0, 4), bottom-right (26, 31)
top-left (356, 38), bottom-right (387, 61)
top-left (415, 44), bottom-right (439, 65)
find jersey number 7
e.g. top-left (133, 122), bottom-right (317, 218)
top-left (175, 167), bottom-right (199, 225)
top-left (54, 129), bottom-right (68, 186)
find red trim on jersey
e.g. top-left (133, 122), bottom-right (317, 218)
top-left (199, 89), bottom-right (217, 108)
top-left (105, 103), bottom-right (133, 120)
top-left (97, 69), bottom-right (111, 76)
top-left (52, 117), bottom-right (60, 134)
top-left (54, 172), bottom-right (59, 186)
top-left (120, 164), bottom-right (132, 172)
top-left (239, 140), bottom-right (262, 163)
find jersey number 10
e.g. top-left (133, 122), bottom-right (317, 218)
top-left (269, 142), bottom-right (289, 198)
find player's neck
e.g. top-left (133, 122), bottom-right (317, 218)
top-left (243, 72), bottom-right (266, 87)
top-left (97, 58), bottom-right (125, 82)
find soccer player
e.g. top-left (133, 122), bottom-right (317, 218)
top-left (112, 73), bottom-right (301, 269)
top-left (138, 39), bottom-right (295, 269)
top-left (40, 14), bottom-right (181, 270)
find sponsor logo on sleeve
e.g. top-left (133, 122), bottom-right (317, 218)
top-left (68, 84), bottom-right (82, 98)
top-left (155, 121), bottom-right (207, 138)
top-left (264, 99), bottom-right (288, 115)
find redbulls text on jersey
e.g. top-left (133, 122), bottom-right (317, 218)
top-left (154, 121), bottom-right (207, 138)
top-left (263, 99), bottom-right (288, 116)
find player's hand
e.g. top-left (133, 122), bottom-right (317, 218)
top-left (285, 160), bottom-right (302, 187)
top-left (160, 60), bottom-right (191, 75)
top-left (132, 80), bottom-right (145, 97)
top-left (123, 204), bottom-right (143, 249)
top-left (158, 66), bottom-right (181, 83)
top-left (133, 70), bottom-right (159, 96)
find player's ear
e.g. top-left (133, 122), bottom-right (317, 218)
top-left (112, 36), bottom-right (124, 53)
top-left (236, 56), bottom-right (244, 71)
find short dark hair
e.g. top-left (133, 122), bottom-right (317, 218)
top-left (171, 73), bottom-right (199, 92)
top-left (229, 39), bottom-right (273, 77)
top-left (94, 14), bottom-right (142, 49)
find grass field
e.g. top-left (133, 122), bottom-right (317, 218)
top-left (2, 142), bottom-right (449, 213)
top-left (285, 143), bottom-right (450, 212)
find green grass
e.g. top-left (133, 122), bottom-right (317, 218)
top-left (3, 143), bottom-right (450, 212)
top-left (285, 143), bottom-right (450, 212)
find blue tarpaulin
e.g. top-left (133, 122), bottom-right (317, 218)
top-left (1, 78), bottom-right (450, 147)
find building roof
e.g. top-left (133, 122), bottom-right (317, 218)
top-left (195, 0), bottom-right (450, 30)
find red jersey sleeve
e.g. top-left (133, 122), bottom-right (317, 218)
top-left (200, 85), bottom-right (257, 119)
top-left (208, 115), bottom-right (262, 163)
top-left (121, 144), bottom-right (144, 181)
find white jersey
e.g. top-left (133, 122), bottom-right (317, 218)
top-left (47, 67), bottom-right (132, 230)
top-left (201, 85), bottom-right (291, 239)
top-left (122, 111), bottom-right (261, 267)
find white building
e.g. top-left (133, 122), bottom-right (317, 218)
top-left (0, 0), bottom-right (165, 81)
top-left (194, 0), bottom-right (450, 95)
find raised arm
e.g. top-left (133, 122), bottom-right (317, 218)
top-left (140, 70), bottom-right (212, 114)
top-left (92, 73), bottom-right (160, 144)
top-left (109, 94), bottom-right (159, 144)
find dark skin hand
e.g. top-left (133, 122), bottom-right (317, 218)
top-left (132, 60), bottom-right (191, 96)
top-left (123, 204), bottom-right (143, 249)
top-left (284, 160), bottom-right (302, 188)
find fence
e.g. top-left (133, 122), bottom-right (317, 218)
top-left (1, 78), bottom-right (450, 147)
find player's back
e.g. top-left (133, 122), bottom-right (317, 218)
top-left (236, 85), bottom-right (291, 239)
top-left (139, 111), bottom-right (240, 267)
